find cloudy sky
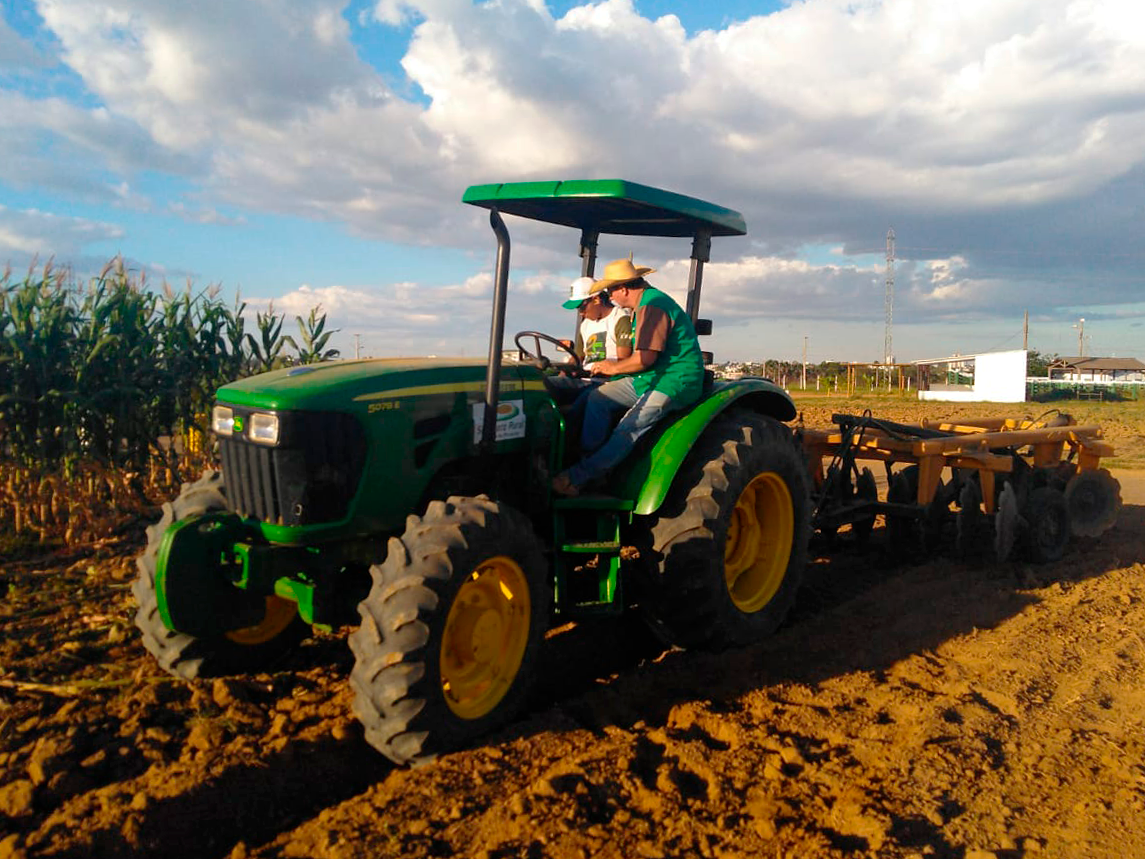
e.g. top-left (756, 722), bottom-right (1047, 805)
top-left (2, 0), bottom-right (1144, 364)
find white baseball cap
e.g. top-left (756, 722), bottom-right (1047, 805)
top-left (562, 277), bottom-right (595, 310)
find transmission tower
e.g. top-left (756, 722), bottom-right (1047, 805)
top-left (883, 228), bottom-right (895, 377)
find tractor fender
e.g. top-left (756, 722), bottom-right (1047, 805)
top-left (155, 510), bottom-right (264, 638)
top-left (614, 378), bottom-right (797, 516)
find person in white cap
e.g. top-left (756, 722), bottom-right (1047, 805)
top-left (552, 259), bottom-right (704, 497)
top-left (562, 276), bottom-right (633, 372)
top-left (546, 276), bottom-right (633, 409)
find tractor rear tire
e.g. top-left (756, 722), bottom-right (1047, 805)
top-left (640, 411), bottom-right (810, 650)
top-left (132, 472), bottom-right (308, 680)
top-left (349, 496), bottom-right (548, 766)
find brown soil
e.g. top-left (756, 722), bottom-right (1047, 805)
top-left (2, 403), bottom-right (1144, 859)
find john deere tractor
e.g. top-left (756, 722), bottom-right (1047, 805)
top-left (134, 179), bottom-right (810, 765)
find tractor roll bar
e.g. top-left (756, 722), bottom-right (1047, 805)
top-left (579, 228), bottom-right (599, 278)
top-left (684, 228), bottom-right (711, 323)
top-left (482, 208), bottom-right (511, 449)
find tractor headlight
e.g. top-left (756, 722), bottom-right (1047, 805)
top-left (248, 412), bottom-right (280, 446)
top-left (211, 405), bottom-right (234, 435)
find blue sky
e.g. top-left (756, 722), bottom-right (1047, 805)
top-left (2, 0), bottom-right (1144, 364)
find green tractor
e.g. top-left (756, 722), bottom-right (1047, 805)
top-left (133, 179), bottom-right (811, 765)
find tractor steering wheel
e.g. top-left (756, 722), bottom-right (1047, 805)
top-left (513, 331), bottom-right (584, 375)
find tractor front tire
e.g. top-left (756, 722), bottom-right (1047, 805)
top-left (349, 496), bottom-right (548, 766)
top-left (132, 472), bottom-right (308, 680)
top-left (641, 412), bottom-right (810, 650)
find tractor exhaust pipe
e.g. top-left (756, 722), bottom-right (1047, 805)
top-left (482, 208), bottom-right (511, 450)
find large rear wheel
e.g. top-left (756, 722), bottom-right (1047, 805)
top-left (349, 496), bottom-right (548, 765)
top-left (639, 412), bottom-right (810, 650)
top-left (132, 472), bottom-right (308, 679)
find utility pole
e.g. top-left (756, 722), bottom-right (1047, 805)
top-left (1074, 318), bottom-right (1085, 356)
top-left (884, 228), bottom-right (895, 390)
top-left (802, 336), bottom-right (808, 389)
top-left (355, 333), bottom-right (361, 359)
top-left (1023, 310), bottom-right (1028, 350)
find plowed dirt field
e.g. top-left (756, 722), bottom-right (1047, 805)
top-left (2, 399), bottom-right (1144, 859)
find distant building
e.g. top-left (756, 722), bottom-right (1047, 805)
top-left (915, 349), bottom-right (1027, 403)
top-left (1047, 356), bottom-right (1145, 383)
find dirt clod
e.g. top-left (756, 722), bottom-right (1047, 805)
top-left (0, 834), bottom-right (26, 859)
top-left (0, 779), bottom-right (35, 818)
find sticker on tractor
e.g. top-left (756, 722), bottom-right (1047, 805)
top-left (472, 399), bottom-right (526, 442)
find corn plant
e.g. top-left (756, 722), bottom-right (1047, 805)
top-left (293, 305), bottom-right (341, 364)
top-left (73, 261), bottom-right (161, 469)
top-left (0, 258), bottom-right (340, 546)
top-left (246, 304), bottom-right (291, 374)
top-left (0, 263), bottom-right (78, 467)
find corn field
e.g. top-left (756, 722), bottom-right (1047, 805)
top-left (0, 259), bottom-right (339, 547)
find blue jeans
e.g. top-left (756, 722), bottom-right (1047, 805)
top-left (567, 377), bottom-right (678, 487)
top-left (546, 374), bottom-right (599, 401)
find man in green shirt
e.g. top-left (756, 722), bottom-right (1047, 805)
top-left (552, 258), bottom-right (705, 496)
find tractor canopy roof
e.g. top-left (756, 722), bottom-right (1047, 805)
top-left (462, 179), bottom-right (746, 239)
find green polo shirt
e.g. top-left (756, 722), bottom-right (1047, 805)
top-left (628, 286), bottom-right (705, 405)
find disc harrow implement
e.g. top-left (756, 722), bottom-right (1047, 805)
top-left (802, 412), bottom-right (1120, 562)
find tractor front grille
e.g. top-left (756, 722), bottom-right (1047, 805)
top-left (218, 409), bottom-right (366, 527)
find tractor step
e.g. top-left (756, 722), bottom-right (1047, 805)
top-left (553, 495), bottom-right (634, 512)
top-left (552, 498), bottom-right (631, 617)
top-left (560, 540), bottom-right (621, 554)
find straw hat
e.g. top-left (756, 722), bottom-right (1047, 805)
top-left (591, 258), bottom-right (655, 293)
top-left (561, 277), bottom-right (596, 310)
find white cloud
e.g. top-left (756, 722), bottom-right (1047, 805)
top-left (35, 0), bottom-right (370, 148)
top-left (0, 89), bottom-right (193, 197)
top-left (27, 0), bottom-right (1145, 229)
top-left (7, 0), bottom-right (1145, 359)
top-left (166, 202), bottom-right (245, 225)
top-left (252, 277), bottom-right (495, 357)
top-left (0, 205), bottom-right (124, 260)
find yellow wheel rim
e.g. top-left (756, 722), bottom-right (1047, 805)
top-left (724, 472), bottom-right (795, 613)
top-left (225, 596), bottom-right (298, 645)
top-left (440, 556), bottom-right (532, 720)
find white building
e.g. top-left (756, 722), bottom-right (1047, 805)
top-left (915, 350), bottom-right (1028, 403)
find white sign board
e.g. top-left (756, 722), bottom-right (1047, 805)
top-left (472, 399), bottom-right (527, 442)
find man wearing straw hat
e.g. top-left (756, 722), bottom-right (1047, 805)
top-left (552, 258), bottom-right (704, 496)
top-left (547, 275), bottom-right (634, 417)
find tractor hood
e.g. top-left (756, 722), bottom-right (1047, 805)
top-left (216, 357), bottom-right (532, 413)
